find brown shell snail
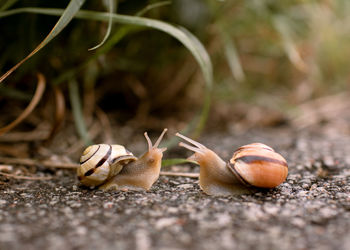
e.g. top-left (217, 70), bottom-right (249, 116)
top-left (77, 129), bottom-right (168, 191)
top-left (176, 133), bottom-right (288, 196)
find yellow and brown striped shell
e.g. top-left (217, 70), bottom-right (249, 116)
top-left (77, 144), bottom-right (137, 187)
top-left (228, 143), bottom-right (288, 188)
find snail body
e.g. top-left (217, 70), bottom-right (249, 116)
top-left (77, 129), bottom-right (167, 191)
top-left (176, 133), bottom-right (288, 196)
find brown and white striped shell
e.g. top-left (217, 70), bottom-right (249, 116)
top-left (228, 143), bottom-right (288, 188)
top-left (77, 144), bottom-right (137, 187)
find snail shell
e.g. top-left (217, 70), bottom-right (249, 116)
top-left (77, 144), bottom-right (137, 187)
top-left (77, 128), bottom-right (168, 190)
top-left (228, 143), bottom-right (288, 189)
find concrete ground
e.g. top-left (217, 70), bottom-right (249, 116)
top-left (0, 128), bottom-right (349, 250)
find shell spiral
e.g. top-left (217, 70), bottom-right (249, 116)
top-left (77, 144), bottom-right (137, 187)
top-left (228, 143), bottom-right (288, 188)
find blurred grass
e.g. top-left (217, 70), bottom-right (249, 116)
top-left (0, 0), bottom-right (86, 83)
top-left (0, 0), bottom-right (350, 143)
top-left (210, 0), bottom-right (350, 103)
top-left (68, 78), bottom-right (92, 145)
top-left (0, 1), bottom-right (213, 143)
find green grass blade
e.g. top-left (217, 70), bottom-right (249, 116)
top-left (136, 1), bottom-right (171, 16)
top-left (0, 0), bottom-right (18, 11)
top-left (0, 8), bottom-right (213, 85)
top-left (1, 7), bottom-right (214, 137)
top-left (0, 0), bottom-right (86, 83)
top-left (177, 26), bottom-right (213, 89)
top-left (88, 0), bottom-right (116, 51)
top-left (75, 9), bottom-right (213, 136)
top-left (53, 25), bottom-right (143, 86)
top-left (273, 15), bottom-right (307, 72)
top-left (177, 27), bottom-right (212, 137)
top-left (0, 7), bottom-right (214, 91)
top-left (219, 26), bottom-right (245, 82)
top-left (68, 79), bottom-right (92, 145)
top-left (161, 158), bottom-right (197, 168)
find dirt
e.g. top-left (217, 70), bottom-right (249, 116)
top-left (0, 128), bottom-right (349, 250)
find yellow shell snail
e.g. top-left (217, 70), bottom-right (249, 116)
top-left (77, 129), bottom-right (168, 191)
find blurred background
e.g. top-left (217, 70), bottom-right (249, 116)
top-left (1, 0), bottom-right (350, 158)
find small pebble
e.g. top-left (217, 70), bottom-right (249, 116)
top-left (177, 184), bottom-right (193, 189)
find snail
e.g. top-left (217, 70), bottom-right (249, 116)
top-left (77, 129), bottom-right (168, 191)
top-left (176, 133), bottom-right (288, 196)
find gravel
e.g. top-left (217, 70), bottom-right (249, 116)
top-left (0, 128), bottom-right (349, 250)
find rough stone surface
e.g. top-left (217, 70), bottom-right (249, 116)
top-left (0, 128), bottom-right (349, 250)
